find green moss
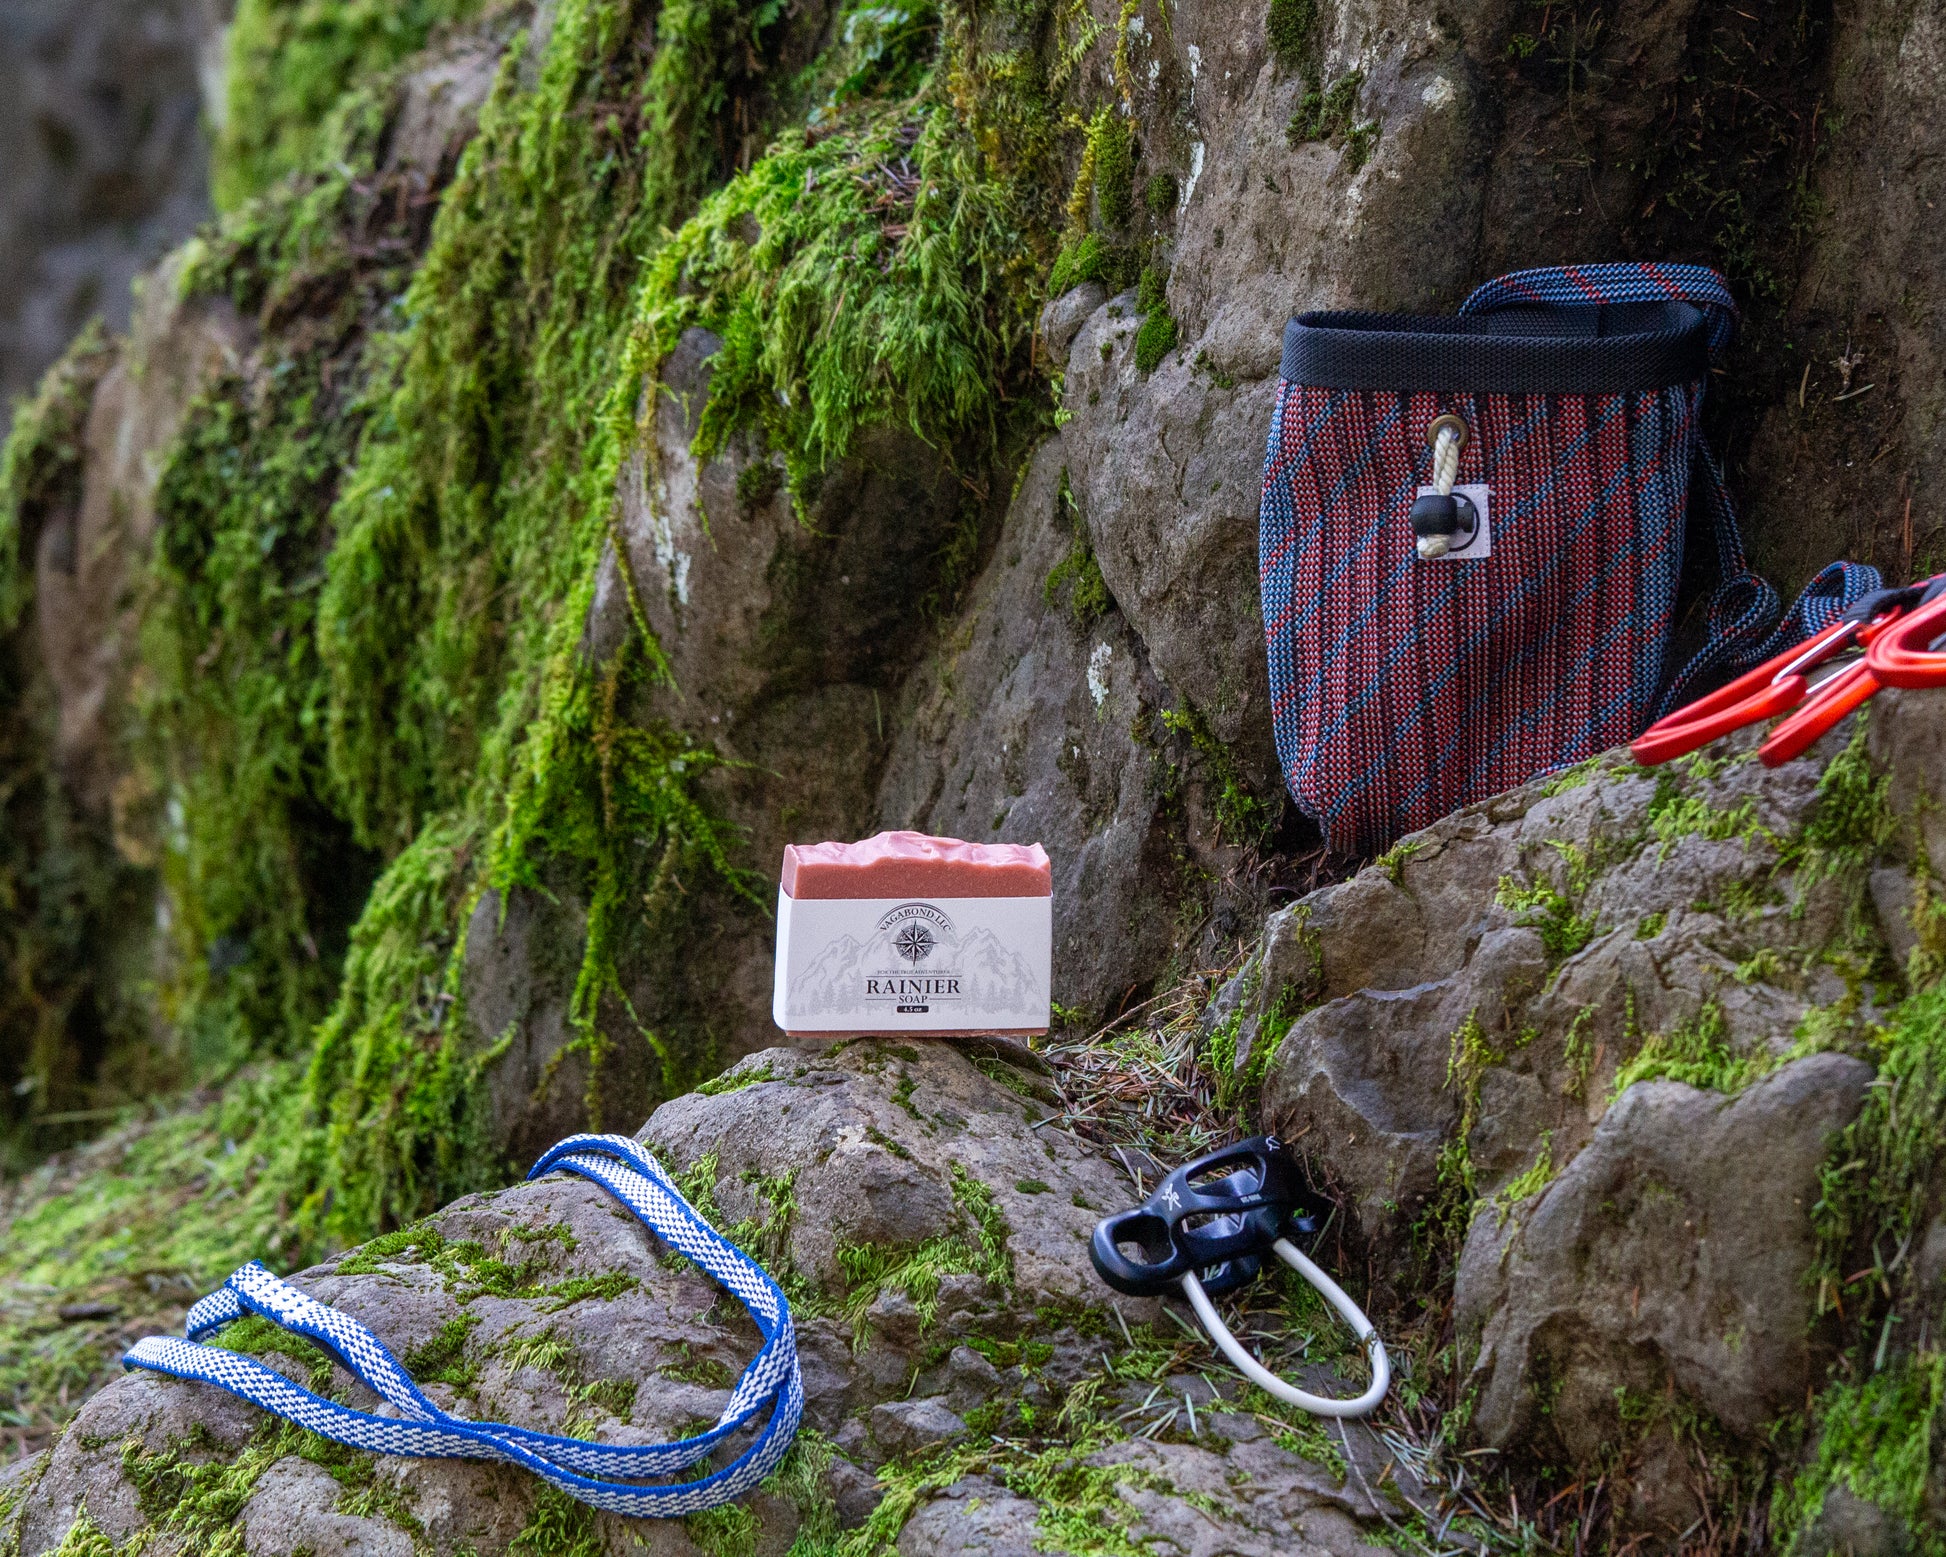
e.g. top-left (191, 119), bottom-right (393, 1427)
top-left (211, 1313), bottom-right (338, 1391)
top-left (1047, 232), bottom-right (1111, 296)
top-left (1287, 71), bottom-right (1378, 170)
top-left (1264, 0), bottom-right (1316, 71)
top-left (633, 98), bottom-right (1039, 511)
top-left (0, 323), bottom-right (131, 1151)
top-left (1207, 976), bottom-right (1305, 1117)
top-left (1782, 723), bottom-right (1896, 879)
top-left (1142, 172), bottom-right (1178, 214)
top-left (1646, 770), bottom-right (1766, 860)
top-left (1494, 1130), bottom-right (1555, 1210)
top-left (215, 0), bottom-right (484, 209)
top-left (1044, 469), bottom-right (1110, 626)
top-left (823, 1165), bottom-right (1009, 1344)
top-left (735, 459), bottom-right (785, 513)
top-left (1561, 1005), bottom-right (1596, 1101)
top-left (1158, 704), bottom-right (1271, 846)
top-left (143, 363), bottom-right (378, 1074)
top-left (1495, 869), bottom-right (1598, 962)
top-left (121, 1419), bottom-right (325, 1549)
top-left (510, 1485), bottom-right (605, 1557)
top-left (1064, 105), bottom-right (1135, 238)
top-left (1772, 1352), bottom-right (1945, 1557)
top-left (687, 1502), bottom-right (762, 1557)
top-left (696, 1061), bottom-right (777, 1095)
top-left (400, 1313), bottom-right (483, 1387)
top-left (1374, 836), bottom-right (1429, 885)
top-left (0, 322), bottom-right (111, 634)
top-left (1810, 981), bottom-right (1946, 1325)
top-left (46, 1510), bottom-right (117, 1557)
top-left (1610, 1000), bottom-right (1771, 1099)
top-left (0, 1070), bottom-right (323, 1452)
top-left (1133, 310), bottom-right (1177, 372)
top-left (1413, 1010), bottom-right (1515, 1258)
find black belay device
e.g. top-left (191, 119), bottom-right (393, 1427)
top-left (1090, 1135), bottom-right (1390, 1418)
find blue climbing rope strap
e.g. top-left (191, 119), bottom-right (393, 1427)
top-left (122, 1133), bottom-right (803, 1517)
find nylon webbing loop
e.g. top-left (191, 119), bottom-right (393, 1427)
top-left (124, 1134), bottom-right (802, 1517)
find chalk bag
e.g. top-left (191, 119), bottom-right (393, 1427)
top-left (1259, 262), bottom-right (1883, 855)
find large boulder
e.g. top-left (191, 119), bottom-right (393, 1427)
top-left (1224, 685), bottom-right (1946, 1529)
top-left (2, 1039), bottom-right (1396, 1555)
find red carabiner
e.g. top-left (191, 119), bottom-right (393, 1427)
top-left (1630, 618), bottom-right (1857, 767)
top-left (1866, 592), bottom-right (1946, 689)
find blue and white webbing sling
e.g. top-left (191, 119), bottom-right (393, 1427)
top-left (123, 1134), bottom-right (802, 1517)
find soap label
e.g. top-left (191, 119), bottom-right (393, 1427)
top-left (774, 890), bottom-right (1052, 1033)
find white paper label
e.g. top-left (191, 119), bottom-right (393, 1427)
top-left (1415, 482), bottom-right (1492, 559)
top-left (773, 890), bottom-right (1052, 1033)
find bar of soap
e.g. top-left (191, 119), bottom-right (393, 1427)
top-left (773, 831), bottom-right (1052, 1038)
top-left (782, 831), bottom-right (1051, 900)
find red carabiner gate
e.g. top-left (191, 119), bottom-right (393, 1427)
top-left (1866, 591), bottom-right (1946, 689)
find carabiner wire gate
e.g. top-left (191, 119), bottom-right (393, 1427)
top-left (1089, 1136), bottom-right (1390, 1419)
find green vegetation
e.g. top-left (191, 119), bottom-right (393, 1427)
top-left (143, 364), bottom-right (376, 1075)
top-left (1158, 704), bottom-right (1273, 846)
top-left (1494, 1130), bottom-right (1555, 1210)
top-left (1809, 981), bottom-right (1946, 1324)
top-left (696, 1061), bottom-right (777, 1095)
top-left (215, 0), bottom-right (484, 208)
top-left (1609, 1000), bottom-right (1773, 1099)
top-left (826, 1167), bottom-right (1010, 1342)
top-left (1043, 468), bottom-right (1110, 626)
top-left (1773, 1352), bottom-right (1946, 1557)
top-left (0, 324), bottom-right (132, 1151)
top-left (1286, 71), bottom-right (1379, 170)
top-left (1495, 841), bottom-right (1601, 961)
top-left (0, 1072), bottom-right (316, 1453)
top-left (1264, 0), bottom-right (1317, 72)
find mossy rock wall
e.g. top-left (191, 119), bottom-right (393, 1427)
top-left (9, 0), bottom-right (1946, 1548)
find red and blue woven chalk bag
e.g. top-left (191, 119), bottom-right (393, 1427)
top-left (1259, 262), bottom-right (1881, 855)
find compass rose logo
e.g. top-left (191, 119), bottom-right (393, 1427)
top-left (894, 922), bottom-right (936, 964)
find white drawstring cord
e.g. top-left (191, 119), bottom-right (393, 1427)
top-left (1417, 422), bottom-right (1464, 560)
top-left (1180, 1237), bottom-right (1390, 1418)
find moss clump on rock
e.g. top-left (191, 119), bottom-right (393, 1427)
top-left (215, 0), bottom-right (485, 210)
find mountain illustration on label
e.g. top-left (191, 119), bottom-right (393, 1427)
top-left (787, 901), bottom-right (1039, 1017)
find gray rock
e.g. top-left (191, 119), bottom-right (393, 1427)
top-left (1457, 1053), bottom-right (1873, 1456)
top-left (1260, 729), bottom-right (1887, 1268)
top-left (1060, 302), bottom-right (1282, 794)
top-left (1797, 1483), bottom-right (1916, 1557)
top-left (640, 1040), bottom-right (1134, 1310)
top-left (873, 439), bottom-right (1196, 1023)
top-left (871, 1396), bottom-right (968, 1457)
top-left (1870, 866), bottom-right (1921, 970)
top-left (1039, 282), bottom-right (1106, 360)
top-left (896, 1475), bottom-right (1041, 1557)
top-left (1872, 688), bottom-right (1946, 882)
top-left (827, 1455), bottom-right (884, 1530)
top-left (0, 0), bottom-right (216, 437)
top-left (241, 1457), bottom-right (418, 1557)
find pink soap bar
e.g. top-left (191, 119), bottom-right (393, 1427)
top-left (782, 830), bottom-right (1051, 900)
